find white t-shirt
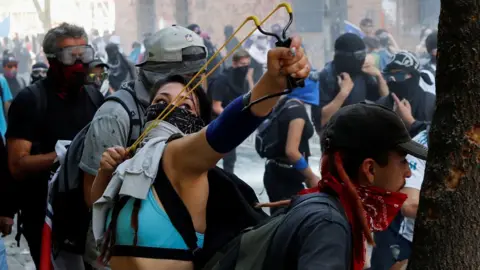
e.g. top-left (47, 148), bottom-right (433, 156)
top-left (420, 64), bottom-right (436, 95)
top-left (399, 130), bottom-right (429, 242)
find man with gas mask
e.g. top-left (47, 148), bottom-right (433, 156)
top-left (311, 33), bottom-right (389, 133)
top-left (30, 62), bottom-right (48, 83)
top-left (210, 49), bottom-right (251, 174)
top-left (80, 25), bottom-right (208, 207)
top-left (5, 23), bottom-right (102, 269)
top-left (377, 51), bottom-right (435, 122)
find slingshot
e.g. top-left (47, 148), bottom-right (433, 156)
top-left (128, 2), bottom-right (304, 153)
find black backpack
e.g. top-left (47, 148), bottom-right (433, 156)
top-left (26, 80), bottom-right (143, 254)
top-left (255, 99), bottom-right (302, 159)
top-left (202, 193), bottom-right (346, 270)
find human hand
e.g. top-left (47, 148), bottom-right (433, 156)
top-left (0, 216), bottom-right (14, 237)
top-left (337, 72), bottom-right (354, 96)
top-left (99, 147), bottom-right (128, 174)
top-left (390, 260), bottom-right (408, 270)
top-left (392, 93), bottom-right (415, 127)
top-left (362, 63), bottom-right (381, 77)
top-left (264, 36), bottom-right (310, 90)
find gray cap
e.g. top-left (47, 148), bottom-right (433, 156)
top-left (137, 25), bottom-right (207, 75)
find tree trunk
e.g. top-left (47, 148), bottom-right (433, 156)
top-left (408, 1), bottom-right (480, 269)
top-left (32, 0), bottom-right (51, 32)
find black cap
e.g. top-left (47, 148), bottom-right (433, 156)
top-left (321, 103), bottom-right (428, 160)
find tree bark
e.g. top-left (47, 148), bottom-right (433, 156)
top-left (408, 0), bottom-right (480, 269)
top-left (32, 0), bottom-right (51, 32)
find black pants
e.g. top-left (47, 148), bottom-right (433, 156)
top-left (223, 149), bottom-right (236, 174)
top-left (21, 209), bottom-right (45, 268)
top-left (263, 161), bottom-right (305, 215)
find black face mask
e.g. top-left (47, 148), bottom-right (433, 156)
top-left (386, 75), bottom-right (421, 100)
top-left (333, 54), bottom-right (365, 76)
top-left (146, 102), bottom-right (205, 135)
top-left (231, 66), bottom-right (249, 86)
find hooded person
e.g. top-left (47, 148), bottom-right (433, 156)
top-left (1, 53), bottom-right (27, 99)
top-left (419, 31), bottom-right (437, 95)
top-left (30, 62), bottom-right (48, 83)
top-left (105, 43), bottom-right (136, 91)
top-left (311, 33), bottom-right (389, 133)
top-left (377, 51), bottom-right (436, 122)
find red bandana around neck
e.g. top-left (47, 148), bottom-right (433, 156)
top-left (299, 173), bottom-right (407, 270)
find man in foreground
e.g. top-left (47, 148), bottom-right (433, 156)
top-left (264, 103), bottom-right (427, 270)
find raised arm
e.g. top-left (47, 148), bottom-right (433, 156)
top-left (164, 37), bottom-right (310, 181)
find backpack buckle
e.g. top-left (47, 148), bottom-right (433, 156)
top-left (192, 247), bottom-right (202, 257)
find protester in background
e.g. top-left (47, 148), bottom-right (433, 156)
top-left (105, 43), bottom-right (136, 91)
top-left (262, 86), bottom-right (318, 215)
top-left (224, 25), bottom-right (240, 68)
top-left (30, 62), bottom-right (48, 83)
top-left (0, 76), bottom-right (12, 140)
top-left (364, 36), bottom-right (381, 69)
top-left (248, 30), bottom-right (270, 85)
top-left (416, 27), bottom-right (434, 58)
top-left (377, 51), bottom-right (435, 122)
top-left (129, 41), bottom-right (142, 64)
top-left (269, 24), bottom-right (283, 48)
top-left (420, 31), bottom-right (437, 95)
top-left (375, 29), bottom-right (398, 70)
top-left (6, 23), bottom-right (100, 268)
top-left (91, 29), bottom-right (107, 61)
top-left (87, 58), bottom-right (112, 96)
top-left (13, 39), bottom-right (32, 75)
top-left (1, 53), bottom-right (27, 99)
top-left (310, 33), bottom-right (389, 133)
top-left (211, 49), bottom-right (251, 174)
top-left (188, 23), bottom-right (224, 78)
top-left (360, 18), bottom-right (374, 37)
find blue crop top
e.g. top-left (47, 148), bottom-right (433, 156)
top-left (106, 188), bottom-right (204, 260)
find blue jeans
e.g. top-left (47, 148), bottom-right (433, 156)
top-left (0, 238), bottom-right (8, 270)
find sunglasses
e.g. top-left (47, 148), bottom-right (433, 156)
top-left (6, 63), bottom-right (18, 69)
top-left (87, 72), bottom-right (108, 82)
top-left (46, 45), bottom-right (95, 66)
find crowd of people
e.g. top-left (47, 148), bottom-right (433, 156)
top-left (0, 14), bottom-right (438, 270)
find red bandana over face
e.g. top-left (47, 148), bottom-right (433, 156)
top-left (299, 173), bottom-right (407, 270)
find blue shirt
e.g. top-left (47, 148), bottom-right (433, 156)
top-left (0, 76), bottom-right (13, 138)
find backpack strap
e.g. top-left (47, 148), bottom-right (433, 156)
top-left (26, 81), bottom-right (47, 123)
top-left (84, 85), bottom-right (105, 108)
top-left (104, 88), bottom-right (144, 146)
top-left (152, 156), bottom-right (200, 258)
